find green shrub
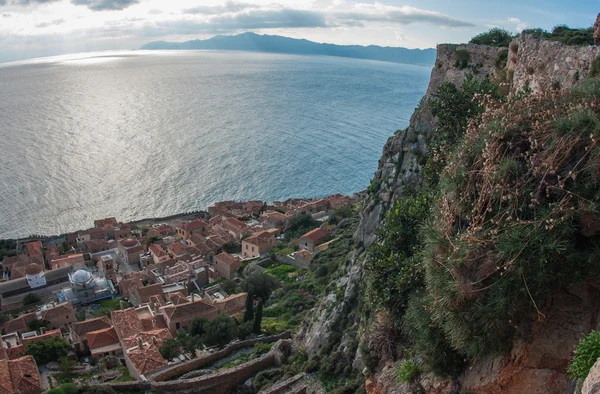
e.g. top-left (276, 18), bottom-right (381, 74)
top-left (494, 49), bottom-right (508, 69)
top-left (470, 28), bottom-right (514, 47)
top-left (568, 331), bottom-right (600, 379)
top-left (58, 383), bottom-right (78, 394)
top-left (47, 389), bottom-right (64, 394)
top-left (26, 337), bottom-right (69, 365)
top-left (454, 49), bottom-right (470, 69)
top-left (396, 360), bottom-right (422, 383)
top-left (23, 293), bottom-right (41, 305)
top-left (591, 56), bottom-right (600, 78)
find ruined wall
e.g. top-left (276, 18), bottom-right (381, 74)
top-left (512, 34), bottom-right (600, 94)
top-left (150, 331), bottom-right (291, 382)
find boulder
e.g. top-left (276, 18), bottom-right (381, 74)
top-left (583, 358), bottom-right (600, 394)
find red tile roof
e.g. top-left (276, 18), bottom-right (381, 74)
top-left (214, 252), bottom-right (241, 267)
top-left (94, 217), bottom-right (118, 229)
top-left (161, 299), bottom-right (216, 320)
top-left (127, 344), bottom-right (167, 376)
top-left (21, 329), bottom-right (62, 345)
top-left (86, 327), bottom-right (119, 350)
top-left (0, 356), bottom-right (41, 394)
top-left (6, 345), bottom-right (26, 360)
top-left (179, 219), bottom-right (207, 232)
top-left (25, 241), bottom-right (43, 258)
top-left (70, 316), bottom-right (112, 338)
top-left (4, 313), bottom-right (37, 334)
top-left (122, 328), bottom-right (171, 349)
top-left (243, 231), bottom-right (275, 246)
top-left (167, 292), bottom-right (190, 305)
top-left (149, 244), bottom-right (167, 258)
top-left (300, 228), bottom-right (329, 243)
top-left (214, 293), bottom-right (247, 315)
top-left (111, 308), bottom-right (143, 339)
top-left (40, 302), bottom-right (74, 322)
top-left (24, 263), bottom-right (43, 276)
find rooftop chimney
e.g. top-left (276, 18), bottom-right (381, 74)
top-left (152, 319), bottom-right (157, 329)
top-left (191, 293), bottom-right (195, 302)
top-left (137, 337), bottom-right (143, 350)
top-left (40, 327), bottom-right (46, 334)
top-left (6, 342), bottom-right (11, 349)
top-left (151, 337), bottom-right (158, 347)
top-left (120, 300), bottom-right (126, 310)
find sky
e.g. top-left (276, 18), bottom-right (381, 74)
top-left (0, 0), bottom-right (598, 62)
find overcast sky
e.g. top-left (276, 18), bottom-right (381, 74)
top-left (0, 0), bottom-right (597, 62)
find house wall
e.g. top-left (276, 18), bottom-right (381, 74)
top-left (298, 238), bottom-right (315, 252)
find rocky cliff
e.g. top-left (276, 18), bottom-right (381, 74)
top-left (300, 30), bottom-right (600, 394)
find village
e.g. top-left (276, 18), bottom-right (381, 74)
top-left (0, 194), bottom-right (353, 393)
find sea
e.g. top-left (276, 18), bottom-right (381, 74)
top-left (0, 50), bottom-right (431, 238)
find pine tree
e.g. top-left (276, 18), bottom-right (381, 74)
top-left (253, 299), bottom-right (263, 334)
top-left (244, 291), bottom-right (254, 322)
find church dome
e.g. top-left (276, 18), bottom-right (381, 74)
top-left (121, 237), bottom-right (139, 248)
top-left (25, 263), bottom-right (43, 276)
top-left (71, 269), bottom-right (93, 285)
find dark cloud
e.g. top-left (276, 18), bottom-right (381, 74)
top-left (71, 0), bottom-right (138, 11)
top-left (35, 17), bottom-right (64, 27)
top-left (336, 6), bottom-right (475, 28)
top-left (183, 1), bottom-right (252, 15)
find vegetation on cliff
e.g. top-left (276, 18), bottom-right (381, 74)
top-left (364, 52), bottom-right (600, 380)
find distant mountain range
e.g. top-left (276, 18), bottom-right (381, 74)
top-left (140, 32), bottom-right (436, 66)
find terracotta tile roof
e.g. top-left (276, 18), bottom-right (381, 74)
top-left (127, 344), bottom-right (167, 376)
top-left (135, 283), bottom-right (164, 303)
top-left (168, 242), bottom-right (189, 256)
top-left (149, 244), bottom-right (167, 258)
top-left (9, 355), bottom-right (42, 394)
top-left (25, 241), bottom-right (43, 258)
top-left (167, 292), bottom-right (190, 305)
top-left (165, 271), bottom-right (190, 284)
top-left (214, 252), bottom-right (241, 267)
top-left (122, 328), bottom-right (172, 349)
top-left (2, 255), bottom-right (29, 269)
top-left (24, 263), bottom-right (43, 276)
top-left (179, 219), bottom-right (208, 232)
top-left (4, 313), bottom-right (37, 334)
top-left (111, 308), bottom-right (143, 339)
top-left (40, 302), bottom-right (74, 322)
top-left (161, 299), bottom-right (216, 320)
top-left (84, 239), bottom-right (109, 251)
top-left (6, 345), bottom-right (26, 360)
top-left (10, 265), bottom-right (28, 280)
top-left (70, 316), bottom-right (111, 337)
top-left (118, 277), bottom-right (142, 299)
top-left (148, 295), bottom-right (166, 309)
top-left (300, 228), bottom-right (329, 243)
top-left (21, 329), bottom-right (62, 345)
top-left (244, 231), bottom-right (275, 246)
top-left (86, 327), bottom-right (119, 349)
top-left (214, 293), bottom-right (247, 315)
top-left (140, 314), bottom-right (168, 331)
top-left (0, 359), bottom-right (14, 393)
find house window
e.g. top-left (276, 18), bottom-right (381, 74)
top-left (176, 322), bottom-right (180, 329)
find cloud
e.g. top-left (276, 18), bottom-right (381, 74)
top-left (71, 0), bottom-right (138, 11)
top-left (336, 4), bottom-right (474, 28)
top-left (0, 0), bottom-right (60, 6)
top-left (1, 12), bottom-right (11, 17)
top-left (508, 17), bottom-right (527, 32)
top-left (35, 17), bottom-right (64, 27)
top-left (183, 1), bottom-right (253, 15)
top-left (209, 9), bottom-right (328, 29)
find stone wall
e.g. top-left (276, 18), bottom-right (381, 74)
top-left (149, 331), bottom-right (291, 382)
top-left (259, 373), bottom-right (306, 394)
top-left (512, 34), bottom-right (600, 94)
top-left (106, 339), bottom-right (291, 394)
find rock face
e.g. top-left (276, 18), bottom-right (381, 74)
top-left (304, 33), bottom-right (600, 394)
top-left (584, 358), bottom-right (600, 394)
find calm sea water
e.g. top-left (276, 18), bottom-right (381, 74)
top-left (0, 50), bottom-right (430, 238)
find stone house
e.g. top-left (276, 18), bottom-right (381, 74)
top-left (160, 297), bottom-right (217, 334)
top-left (259, 211), bottom-right (288, 231)
top-left (50, 253), bottom-right (85, 270)
top-left (214, 252), bottom-right (242, 279)
top-left (130, 283), bottom-right (165, 307)
top-left (148, 244), bottom-right (170, 265)
top-left (3, 313), bottom-right (37, 334)
top-left (298, 228), bottom-right (329, 253)
top-left (118, 238), bottom-right (144, 266)
top-left (147, 224), bottom-right (175, 240)
top-left (25, 241), bottom-right (44, 266)
top-left (69, 316), bottom-right (112, 352)
top-left (176, 219), bottom-right (208, 240)
top-left (40, 302), bottom-right (76, 329)
top-left (86, 327), bottom-right (121, 358)
top-left (241, 231), bottom-right (276, 259)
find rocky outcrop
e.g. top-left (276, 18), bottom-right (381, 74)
top-left (355, 42), bottom-right (504, 248)
top-left (511, 34), bottom-right (600, 94)
top-left (594, 13), bottom-right (600, 45)
top-left (583, 358), bottom-right (600, 394)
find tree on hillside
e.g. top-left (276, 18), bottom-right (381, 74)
top-left (242, 272), bottom-right (279, 302)
top-left (23, 293), bottom-right (41, 305)
top-left (189, 317), bottom-right (208, 337)
top-left (469, 28), bottom-right (514, 47)
top-left (26, 337), bottom-right (69, 364)
top-left (27, 319), bottom-right (49, 332)
top-left (159, 338), bottom-right (181, 361)
top-left (253, 300), bottom-right (263, 335)
top-left (201, 314), bottom-right (238, 347)
top-left (243, 291), bottom-right (254, 322)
